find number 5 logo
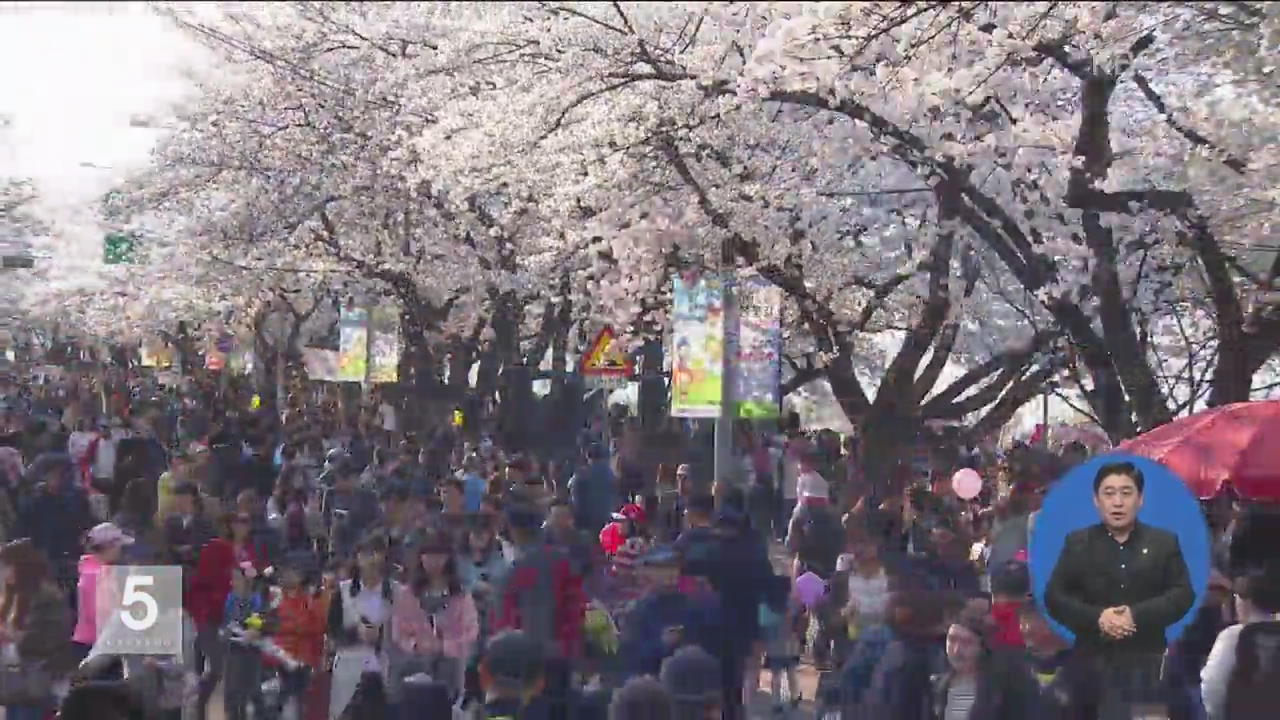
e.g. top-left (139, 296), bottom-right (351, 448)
top-left (119, 575), bottom-right (159, 631)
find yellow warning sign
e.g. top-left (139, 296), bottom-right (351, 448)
top-left (581, 327), bottom-right (631, 386)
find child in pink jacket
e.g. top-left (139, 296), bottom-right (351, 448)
top-left (72, 523), bottom-right (135, 657)
top-left (388, 536), bottom-right (478, 704)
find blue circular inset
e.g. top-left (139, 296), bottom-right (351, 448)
top-left (1028, 453), bottom-right (1210, 643)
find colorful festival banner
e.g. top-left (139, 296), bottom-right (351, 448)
top-left (671, 273), bottom-right (724, 418)
top-left (737, 275), bottom-right (783, 418)
top-left (337, 307), bottom-right (369, 383)
top-left (368, 305), bottom-right (401, 384)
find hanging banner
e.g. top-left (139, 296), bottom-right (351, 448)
top-left (337, 307), bottom-right (369, 383)
top-left (368, 305), bottom-right (400, 384)
top-left (737, 275), bottom-right (783, 418)
top-left (670, 273), bottom-right (724, 418)
top-left (302, 348), bottom-right (342, 382)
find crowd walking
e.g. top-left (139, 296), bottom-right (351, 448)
top-left (0, 377), bottom-right (1276, 720)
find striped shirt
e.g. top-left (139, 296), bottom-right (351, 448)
top-left (944, 675), bottom-right (977, 720)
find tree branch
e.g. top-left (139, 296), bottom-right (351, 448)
top-left (1131, 72), bottom-right (1248, 174)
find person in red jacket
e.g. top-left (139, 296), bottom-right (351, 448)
top-left (187, 511), bottom-right (265, 720)
top-left (493, 496), bottom-right (585, 720)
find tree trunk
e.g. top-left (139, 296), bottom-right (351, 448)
top-left (638, 336), bottom-right (666, 429)
top-left (400, 309), bottom-right (445, 434)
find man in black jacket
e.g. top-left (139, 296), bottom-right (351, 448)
top-left (1045, 461), bottom-right (1194, 718)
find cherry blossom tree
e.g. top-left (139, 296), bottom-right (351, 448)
top-left (108, 2), bottom-right (586, 440)
top-left (436, 2), bottom-right (1279, 460)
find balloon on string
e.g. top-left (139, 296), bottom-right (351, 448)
top-left (951, 468), bottom-right (983, 500)
top-left (794, 571), bottom-right (826, 608)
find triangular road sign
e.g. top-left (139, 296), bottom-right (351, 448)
top-left (581, 326), bottom-right (631, 377)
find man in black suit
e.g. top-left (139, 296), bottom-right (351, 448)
top-left (1045, 461), bottom-right (1195, 717)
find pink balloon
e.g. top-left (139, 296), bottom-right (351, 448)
top-left (951, 468), bottom-right (983, 500)
top-left (794, 571), bottom-right (826, 608)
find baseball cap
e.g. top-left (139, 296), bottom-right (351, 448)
top-left (86, 522), bottom-right (134, 549)
top-left (659, 646), bottom-right (721, 706)
top-left (483, 630), bottom-right (545, 687)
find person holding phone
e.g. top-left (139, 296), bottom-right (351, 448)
top-left (327, 534), bottom-right (396, 720)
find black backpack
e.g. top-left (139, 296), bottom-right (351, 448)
top-left (1226, 621), bottom-right (1280, 719)
top-left (798, 505), bottom-right (844, 576)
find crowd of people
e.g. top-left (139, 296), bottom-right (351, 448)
top-left (0, 377), bottom-right (1277, 720)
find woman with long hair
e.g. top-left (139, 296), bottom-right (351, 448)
top-left (0, 539), bottom-right (75, 720)
top-left (389, 531), bottom-right (478, 705)
top-left (328, 533), bottom-right (396, 720)
top-left (268, 463), bottom-right (311, 553)
top-left (187, 511), bottom-right (264, 720)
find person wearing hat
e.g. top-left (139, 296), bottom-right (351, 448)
top-left (659, 646), bottom-right (723, 720)
top-left (600, 503), bottom-right (648, 569)
top-left (618, 545), bottom-right (722, 683)
top-left (71, 522), bottom-right (134, 660)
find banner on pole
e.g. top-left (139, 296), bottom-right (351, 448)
top-left (737, 275), bottom-right (783, 418)
top-left (368, 306), bottom-right (400, 384)
top-left (670, 273), bottom-right (724, 418)
top-left (337, 307), bottom-right (368, 383)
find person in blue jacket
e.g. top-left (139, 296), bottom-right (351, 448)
top-left (618, 545), bottom-right (722, 681)
top-left (569, 443), bottom-right (618, 533)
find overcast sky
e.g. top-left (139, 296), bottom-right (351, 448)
top-left (0, 1), bottom-right (204, 282)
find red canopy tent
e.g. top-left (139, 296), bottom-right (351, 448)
top-left (1118, 400), bottom-right (1280, 501)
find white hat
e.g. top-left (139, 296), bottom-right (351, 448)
top-left (798, 471), bottom-right (829, 500)
top-left (86, 522), bottom-right (134, 549)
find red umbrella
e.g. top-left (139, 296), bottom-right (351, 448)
top-left (1118, 400), bottom-right (1280, 500)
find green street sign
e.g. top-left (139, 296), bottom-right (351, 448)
top-left (104, 232), bottom-right (138, 265)
top-left (1, 255), bottom-right (34, 269)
